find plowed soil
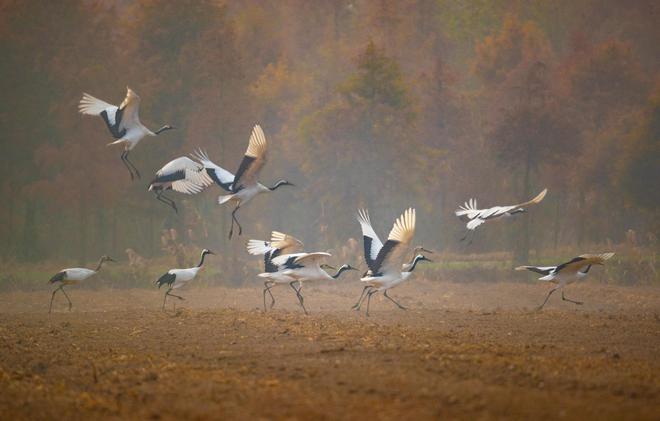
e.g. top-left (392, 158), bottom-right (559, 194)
top-left (1, 279), bottom-right (659, 420)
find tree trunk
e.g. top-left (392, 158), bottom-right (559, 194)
top-left (78, 193), bottom-right (88, 265)
top-left (553, 192), bottom-right (562, 250)
top-left (514, 148), bottom-right (532, 266)
top-left (21, 199), bottom-right (36, 261)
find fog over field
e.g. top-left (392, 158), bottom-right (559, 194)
top-left (0, 0), bottom-right (658, 419)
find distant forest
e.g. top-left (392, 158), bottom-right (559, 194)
top-left (1, 0), bottom-right (658, 272)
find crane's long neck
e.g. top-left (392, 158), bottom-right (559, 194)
top-left (197, 253), bottom-right (208, 268)
top-left (94, 258), bottom-right (106, 272)
top-left (331, 266), bottom-right (351, 279)
top-left (269, 180), bottom-right (288, 191)
top-left (407, 256), bottom-right (424, 273)
top-left (580, 264), bottom-right (592, 274)
top-left (154, 125), bottom-right (172, 135)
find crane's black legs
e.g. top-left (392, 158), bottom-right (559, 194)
top-left (229, 205), bottom-right (242, 239)
top-left (352, 286), bottom-right (372, 311)
top-left (120, 150), bottom-right (141, 180)
top-left (365, 289), bottom-right (377, 317)
top-left (289, 281), bottom-right (307, 315)
top-left (263, 281), bottom-right (276, 311)
top-left (162, 288), bottom-right (184, 310)
top-left (49, 285), bottom-right (72, 313)
top-left (460, 230), bottom-right (475, 247)
top-left (384, 290), bottom-right (407, 310)
top-left (561, 291), bottom-right (583, 305)
top-left (154, 191), bottom-right (178, 213)
top-left (536, 286), bottom-right (560, 311)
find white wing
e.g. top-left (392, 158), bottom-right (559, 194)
top-left (118, 87), bottom-right (141, 130)
top-left (232, 124), bottom-right (268, 189)
top-left (246, 239), bottom-right (274, 256)
top-left (455, 198), bottom-right (481, 219)
top-left (271, 252), bottom-right (331, 268)
top-left (466, 218), bottom-right (486, 230)
top-left (374, 208), bottom-right (416, 275)
top-left (191, 149), bottom-right (235, 192)
top-left (78, 93), bottom-right (117, 118)
top-left (153, 157), bottom-right (213, 194)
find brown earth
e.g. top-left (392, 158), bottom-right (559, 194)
top-left (1, 279), bottom-right (659, 420)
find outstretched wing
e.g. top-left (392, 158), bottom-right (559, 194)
top-left (118, 87), bottom-right (141, 130)
top-left (271, 252), bottom-right (331, 269)
top-left (191, 149), bottom-right (235, 192)
top-left (270, 231), bottom-right (303, 254)
top-left (511, 188), bottom-right (548, 209)
top-left (515, 265), bottom-right (557, 276)
top-left (356, 209), bottom-right (383, 272)
top-left (246, 239), bottom-right (274, 256)
top-left (455, 198), bottom-right (481, 220)
top-left (151, 157), bottom-right (213, 194)
top-left (79, 92), bottom-right (125, 139)
top-left (556, 252), bottom-right (614, 274)
top-left (372, 208), bottom-right (416, 275)
top-left (232, 124), bottom-right (268, 191)
top-left (247, 232), bottom-right (303, 273)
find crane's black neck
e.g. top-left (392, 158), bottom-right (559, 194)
top-left (582, 264), bottom-right (592, 274)
top-left (408, 256), bottom-right (424, 272)
top-left (94, 257), bottom-right (107, 272)
top-left (197, 252), bottom-right (209, 268)
top-left (154, 125), bottom-right (173, 135)
top-left (331, 265), bottom-right (350, 279)
top-left (269, 180), bottom-right (290, 191)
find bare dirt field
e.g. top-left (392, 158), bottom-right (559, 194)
top-left (1, 279), bottom-right (659, 420)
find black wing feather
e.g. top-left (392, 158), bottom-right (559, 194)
top-left (231, 155), bottom-right (256, 192)
top-left (49, 271), bottom-right (66, 284)
top-left (363, 236), bottom-right (379, 273)
top-left (264, 249), bottom-right (282, 273)
top-left (156, 272), bottom-right (176, 289)
top-left (100, 108), bottom-right (126, 139)
top-left (370, 240), bottom-right (399, 275)
top-left (555, 256), bottom-right (586, 273)
top-left (151, 170), bottom-right (186, 185)
top-left (524, 267), bottom-right (554, 276)
top-left (206, 168), bottom-right (233, 192)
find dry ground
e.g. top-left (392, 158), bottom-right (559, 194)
top-left (1, 279), bottom-right (659, 420)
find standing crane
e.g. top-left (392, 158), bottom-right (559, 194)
top-left (78, 87), bottom-right (175, 180)
top-left (155, 249), bottom-right (214, 310)
top-left (48, 255), bottom-right (115, 313)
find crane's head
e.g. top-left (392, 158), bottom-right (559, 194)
top-left (201, 249), bottom-right (215, 256)
top-left (100, 255), bottom-right (116, 263)
top-left (329, 264), bottom-right (359, 279)
top-left (413, 246), bottom-right (434, 255)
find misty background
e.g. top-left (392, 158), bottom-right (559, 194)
top-left (0, 0), bottom-right (657, 286)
